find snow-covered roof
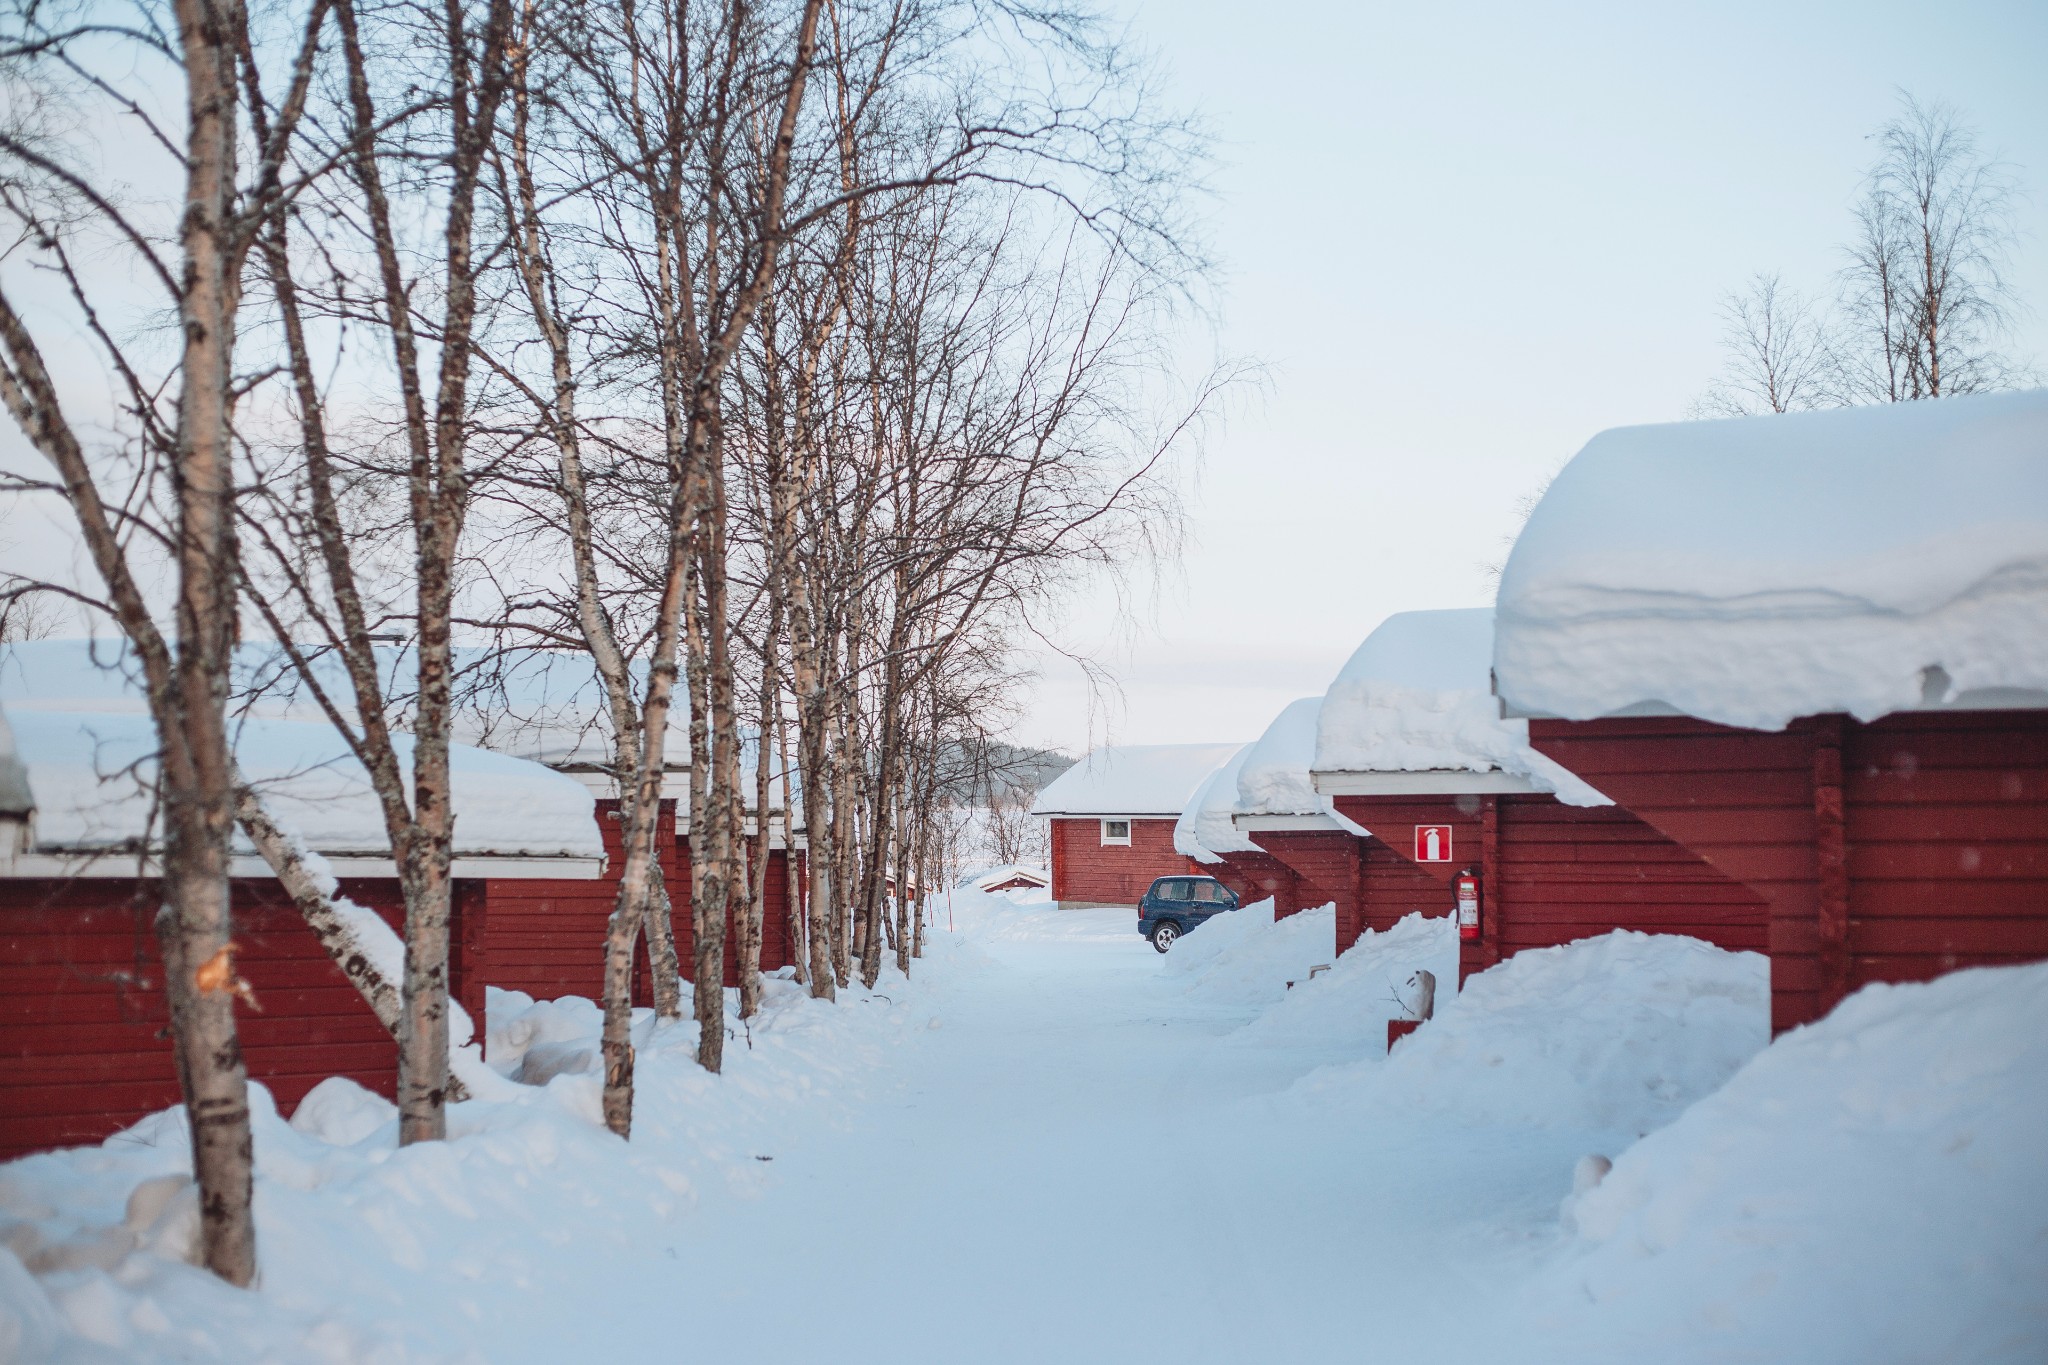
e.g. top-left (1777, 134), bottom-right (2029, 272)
top-left (1235, 696), bottom-right (1334, 818)
top-left (1494, 391), bottom-right (2048, 730)
top-left (1029, 743), bottom-right (1241, 818)
top-left (0, 638), bottom-right (792, 812)
top-left (1312, 609), bottom-right (1606, 805)
top-left (1173, 744), bottom-right (1258, 863)
top-left (5, 707), bottom-right (602, 860)
top-left (969, 863), bottom-right (1049, 891)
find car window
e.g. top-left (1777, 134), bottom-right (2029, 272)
top-left (1153, 878), bottom-right (1190, 901)
top-left (1191, 880), bottom-right (1227, 903)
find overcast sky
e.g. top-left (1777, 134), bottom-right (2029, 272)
top-left (1013, 0), bottom-right (2048, 757)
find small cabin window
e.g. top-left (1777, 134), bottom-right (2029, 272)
top-left (1100, 819), bottom-right (1132, 846)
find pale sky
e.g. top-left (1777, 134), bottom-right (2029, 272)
top-left (1014, 0), bottom-right (2048, 757)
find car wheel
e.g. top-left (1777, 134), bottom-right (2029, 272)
top-left (1150, 921), bottom-right (1179, 953)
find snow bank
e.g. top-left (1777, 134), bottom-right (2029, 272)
top-left (1295, 932), bottom-right (1769, 1135)
top-left (1232, 912), bottom-right (1458, 1055)
top-left (1160, 900), bottom-right (1341, 1010)
top-left (1172, 743), bottom-right (1258, 861)
top-left (1312, 609), bottom-right (1608, 806)
top-left (1524, 959), bottom-right (2048, 1363)
top-left (0, 962), bottom-right (936, 1361)
top-left (1029, 742), bottom-right (1241, 817)
top-left (5, 707), bottom-right (601, 859)
top-left (1494, 390), bottom-right (2048, 729)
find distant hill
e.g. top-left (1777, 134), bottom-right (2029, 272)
top-left (938, 740), bottom-right (1074, 803)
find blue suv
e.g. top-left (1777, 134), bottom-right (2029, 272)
top-left (1139, 875), bottom-right (1240, 952)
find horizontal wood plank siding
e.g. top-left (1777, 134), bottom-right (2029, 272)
top-left (1047, 817), bottom-right (1198, 907)
top-left (1248, 829), bottom-right (1364, 951)
top-left (1208, 848), bottom-right (1306, 918)
top-left (1334, 787), bottom-right (1766, 989)
top-left (0, 876), bottom-right (420, 1158)
top-left (1528, 711), bottom-right (2048, 1033)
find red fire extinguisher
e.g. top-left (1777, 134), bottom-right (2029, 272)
top-left (1455, 870), bottom-right (1481, 942)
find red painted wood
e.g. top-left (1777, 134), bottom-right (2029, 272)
top-left (1247, 829), bottom-right (1366, 948)
top-left (1, 800), bottom-right (801, 1157)
top-left (1046, 817), bottom-right (1199, 906)
top-left (1336, 789), bottom-right (1767, 988)
top-left (1207, 848), bottom-right (1306, 917)
top-left (487, 799), bottom-right (795, 1006)
top-left (1529, 710), bottom-right (2048, 1034)
top-left (0, 875), bottom-right (431, 1158)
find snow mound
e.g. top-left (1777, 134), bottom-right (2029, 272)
top-left (1298, 931), bottom-right (1769, 1134)
top-left (288, 1078), bottom-right (397, 1147)
top-left (1494, 389), bottom-right (2048, 729)
top-left (1173, 743), bottom-right (1258, 861)
top-left (1313, 609), bottom-right (1608, 806)
top-left (1030, 742), bottom-right (1241, 817)
top-left (1233, 912), bottom-right (1458, 1055)
top-left (0, 964), bottom-right (923, 1361)
top-left (1528, 959), bottom-right (2048, 1363)
top-left (1161, 900), bottom-right (1340, 1010)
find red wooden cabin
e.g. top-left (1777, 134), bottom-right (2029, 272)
top-left (0, 706), bottom-right (607, 1159)
top-left (1310, 610), bottom-right (1768, 984)
top-left (1493, 392), bottom-right (2048, 1033)
top-left (1033, 744), bottom-right (1240, 908)
top-left (0, 703), bottom-right (803, 1159)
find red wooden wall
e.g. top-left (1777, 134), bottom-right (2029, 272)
top-left (0, 876), bottom-right (423, 1159)
top-left (1331, 791), bottom-right (1767, 986)
top-left (1207, 848), bottom-right (1308, 918)
top-left (1249, 828), bottom-right (1449, 955)
top-left (483, 799), bottom-right (796, 1003)
top-left (1046, 817), bottom-right (1200, 906)
top-left (1529, 710), bottom-right (2048, 1033)
top-left (1, 801), bottom-right (799, 1158)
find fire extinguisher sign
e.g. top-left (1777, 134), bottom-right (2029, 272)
top-left (1414, 824), bottom-right (1453, 863)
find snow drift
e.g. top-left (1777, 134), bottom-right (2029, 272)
top-left (1294, 931), bottom-right (1770, 1135)
top-left (1493, 389), bottom-right (2048, 729)
top-left (1523, 959), bottom-right (2048, 1363)
top-left (1231, 911), bottom-right (1458, 1057)
top-left (1160, 899), bottom-right (1339, 1010)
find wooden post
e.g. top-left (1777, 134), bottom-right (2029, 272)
top-left (1480, 793), bottom-right (1503, 970)
top-left (1812, 716), bottom-right (1851, 1014)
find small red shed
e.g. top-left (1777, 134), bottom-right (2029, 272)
top-left (1032, 744), bottom-right (1242, 908)
top-left (1493, 391), bottom-right (2048, 1033)
top-left (1311, 610), bottom-right (1768, 985)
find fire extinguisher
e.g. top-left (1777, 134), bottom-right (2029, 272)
top-left (1455, 870), bottom-right (1481, 942)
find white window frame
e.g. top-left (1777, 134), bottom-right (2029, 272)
top-left (1099, 818), bottom-right (1132, 846)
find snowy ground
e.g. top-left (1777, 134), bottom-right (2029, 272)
top-left (4, 890), bottom-right (2044, 1363)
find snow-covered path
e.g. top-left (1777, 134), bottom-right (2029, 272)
top-left (517, 907), bottom-right (1587, 1364)
top-left (10, 901), bottom-right (2043, 1362)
